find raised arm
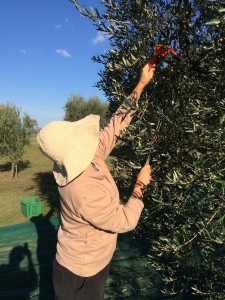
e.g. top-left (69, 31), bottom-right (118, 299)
top-left (128, 63), bottom-right (156, 103)
top-left (96, 63), bottom-right (156, 160)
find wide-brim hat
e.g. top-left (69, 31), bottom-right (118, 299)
top-left (37, 115), bottom-right (100, 186)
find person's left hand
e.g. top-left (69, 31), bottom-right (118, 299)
top-left (136, 162), bottom-right (152, 187)
top-left (132, 163), bottom-right (152, 200)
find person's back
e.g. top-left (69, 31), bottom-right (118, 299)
top-left (37, 62), bottom-right (155, 300)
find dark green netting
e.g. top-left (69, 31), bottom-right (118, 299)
top-left (1, 217), bottom-right (200, 299)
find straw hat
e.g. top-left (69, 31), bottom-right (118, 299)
top-left (37, 115), bottom-right (100, 186)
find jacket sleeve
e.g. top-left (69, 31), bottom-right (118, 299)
top-left (76, 182), bottom-right (144, 233)
top-left (96, 104), bottom-right (136, 160)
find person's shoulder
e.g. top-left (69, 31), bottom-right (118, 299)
top-left (68, 170), bottom-right (105, 193)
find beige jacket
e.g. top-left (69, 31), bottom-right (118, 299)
top-left (56, 105), bottom-right (144, 277)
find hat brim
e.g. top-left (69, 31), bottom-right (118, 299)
top-left (53, 115), bottom-right (100, 186)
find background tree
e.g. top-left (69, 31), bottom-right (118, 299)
top-left (0, 103), bottom-right (38, 178)
top-left (23, 114), bottom-right (38, 133)
top-left (72, 0), bottom-right (225, 299)
top-left (63, 94), bottom-right (109, 128)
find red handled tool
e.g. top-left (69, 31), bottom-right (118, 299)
top-left (148, 44), bottom-right (178, 69)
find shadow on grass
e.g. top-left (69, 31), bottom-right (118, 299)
top-left (0, 160), bottom-right (31, 172)
top-left (33, 171), bottom-right (60, 214)
top-left (19, 160), bottom-right (31, 171)
top-left (0, 161), bottom-right (11, 172)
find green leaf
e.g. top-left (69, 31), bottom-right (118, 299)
top-left (122, 57), bottom-right (127, 66)
top-left (159, 236), bottom-right (169, 242)
top-left (206, 19), bottom-right (221, 25)
top-left (220, 115), bottom-right (225, 124)
top-left (215, 214), bottom-right (225, 224)
top-left (71, 0), bottom-right (82, 12)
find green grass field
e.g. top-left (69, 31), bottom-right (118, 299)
top-left (0, 135), bottom-right (114, 227)
top-left (0, 135), bottom-right (54, 226)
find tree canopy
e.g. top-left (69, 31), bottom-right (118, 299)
top-left (63, 94), bottom-right (109, 128)
top-left (0, 103), bottom-right (38, 178)
top-left (72, 0), bottom-right (225, 298)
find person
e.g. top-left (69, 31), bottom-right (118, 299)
top-left (37, 62), bottom-right (155, 300)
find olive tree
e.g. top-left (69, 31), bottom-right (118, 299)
top-left (71, 0), bottom-right (225, 298)
top-left (63, 94), bottom-right (109, 128)
top-left (0, 103), bottom-right (37, 178)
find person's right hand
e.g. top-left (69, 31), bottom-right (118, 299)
top-left (138, 63), bottom-right (156, 88)
top-left (129, 63), bottom-right (156, 103)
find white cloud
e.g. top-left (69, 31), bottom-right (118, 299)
top-left (55, 49), bottom-right (71, 58)
top-left (20, 49), bottom-right (26, 54)
top-left (55, 24), bottom-right (62, 29)
top-left (92, 32), bottom-right (108, 45)
top-left (65, 18), bottom-right (69, 23)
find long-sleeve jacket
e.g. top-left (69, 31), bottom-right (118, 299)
top-left (56, 104), bottom-right (144, 277)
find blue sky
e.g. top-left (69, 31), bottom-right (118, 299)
top-left (0, 0), bottom-right (109, 127)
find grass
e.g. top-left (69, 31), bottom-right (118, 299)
top-left (0, 135), bottom-right (58, 227)
top-left (0, 134), bottom-right (113, 227)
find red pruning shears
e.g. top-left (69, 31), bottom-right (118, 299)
top-left (148, 44), bottom-right (178, 69)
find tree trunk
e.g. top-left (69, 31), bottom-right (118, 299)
top-left (11, 162), bottom-right (17, 179)
top-left (15, 164), bottom-right (18, 179)
top-left (11, 162), bottom-right (14, 179)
